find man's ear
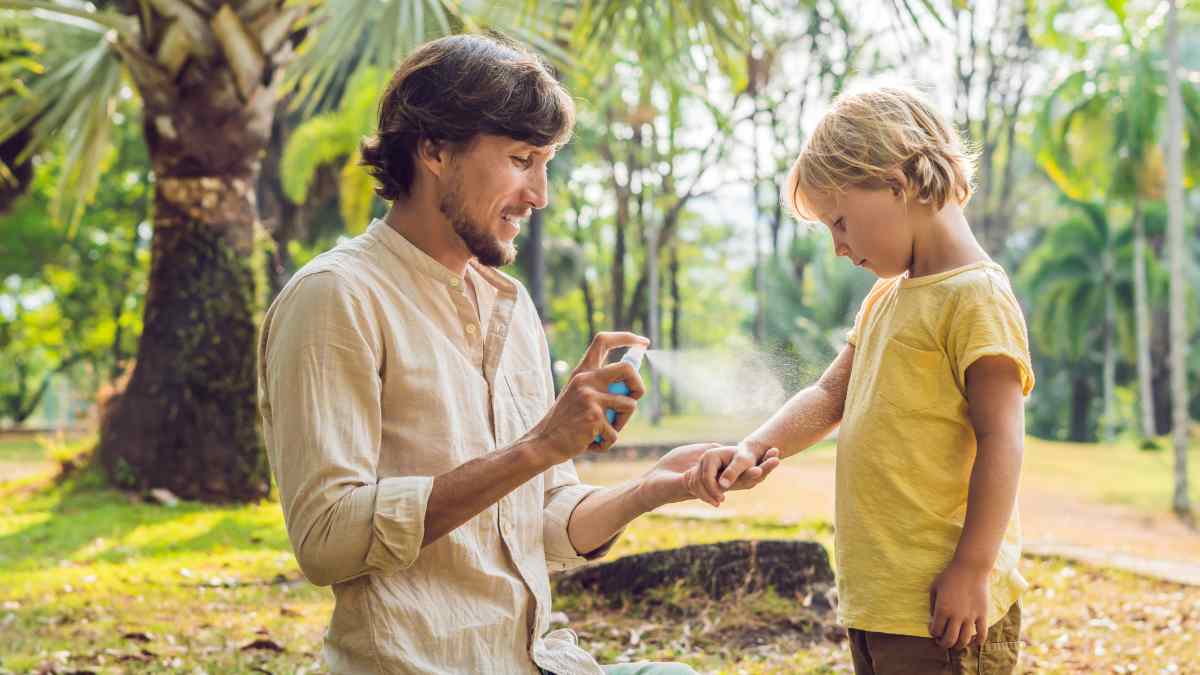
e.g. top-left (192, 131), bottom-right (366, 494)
top-left (417, 138), bottom-right (450, 180)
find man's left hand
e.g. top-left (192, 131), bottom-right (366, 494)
top-left (636, 442), bottom-right (781, 510)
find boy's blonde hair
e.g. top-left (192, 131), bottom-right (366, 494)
top-left (783, 85), bottom-right (976, 222)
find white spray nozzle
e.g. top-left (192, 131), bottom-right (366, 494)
top-left (621, 346), bottom-right (647, 369)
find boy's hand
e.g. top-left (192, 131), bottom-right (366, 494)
top-left (688, 443), bottom-right (781, 507)
top-left (929, 560), bottom-right (990, 650)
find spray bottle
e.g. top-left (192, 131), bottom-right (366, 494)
top-left (594, 345), bottom-right (647, 445)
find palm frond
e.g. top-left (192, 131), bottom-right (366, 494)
top-left (0, 26), bottom-right (123, 230)
top-left (286, 0), bottom-right (462, 116)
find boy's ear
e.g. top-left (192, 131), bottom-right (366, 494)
top-left (886, 168), bottom-right (908, 198)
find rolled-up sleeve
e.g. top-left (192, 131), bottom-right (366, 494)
top-left (542, 460), bottom-right (622, 572)
top-left (259, 270), bottom-right (433, 587)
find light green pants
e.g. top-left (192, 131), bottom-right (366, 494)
top-left (602, 663), bottom-right (698, 675)
top-left (541, 663), bottom-right (697, 675)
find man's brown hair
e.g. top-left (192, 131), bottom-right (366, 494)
top-left (360, 33), bottom-right (575, 201)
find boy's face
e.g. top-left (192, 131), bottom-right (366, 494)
top-left (810, 186), bottom-right (914, 279)
top-left (437, 134), bottom-right (554, 267)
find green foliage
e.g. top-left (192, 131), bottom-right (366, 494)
top-left (0, 104), bottom-right (149, 426)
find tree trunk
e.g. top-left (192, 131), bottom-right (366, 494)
top-left (1165, 0), bottom-right (1192, 520)
top-left (668, 243), bottom-right (682, 415)
top-left (645, 222), bottom-right (661, 425)
top-left (552, 539), bottom-right (835, 604)
top-left (1101, 244), bottom-right (1116, 442)
top-left (1070, 369), bottom-right (1092, 443)
top-left (526, 208), bottom-right (547, 318)
top-left (97, 68), bottom-right (273, 502)
top-left (1132, 201), bottom-right (1157, 437)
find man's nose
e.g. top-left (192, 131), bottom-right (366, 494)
top-left (525, 167), bottom-right (549, 210)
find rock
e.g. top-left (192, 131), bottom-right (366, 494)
top-left (553, 539), bottom-right (835, 605)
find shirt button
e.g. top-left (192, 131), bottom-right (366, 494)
top-left (449, 277), bottom-right (460, 288)
top-left (466, 323), bottom-right (478, 335)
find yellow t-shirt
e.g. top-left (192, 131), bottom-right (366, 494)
top-left (836, 260), bottom-right (1035, 637)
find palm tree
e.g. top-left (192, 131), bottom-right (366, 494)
top-left (0, 0), bottom-right (536, 500)
top-left (1019, 199), bottom-right (1139, 442)
top-left (1164, 0), bottom-right (1191, 521)
top-left (1036, 36), bottom-right (1200, 441)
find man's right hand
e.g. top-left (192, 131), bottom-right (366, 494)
top-left (520, 332), bottom-right (650, 467)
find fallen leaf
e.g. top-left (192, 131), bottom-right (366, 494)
top-left (121, 632), bottom-right (152, 643)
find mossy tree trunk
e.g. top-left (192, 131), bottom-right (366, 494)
top-left (97, 61), bottom-right (275, 502)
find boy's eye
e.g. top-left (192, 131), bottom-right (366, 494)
top-left (511, 156), bottom-right (533, 168)
top-left (833, 217), bottom-right (845, 231)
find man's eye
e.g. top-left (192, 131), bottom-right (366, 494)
top-left (834, 218), bottom-right (845, 231)
top-left (512, 156), bottom-right (532, 168)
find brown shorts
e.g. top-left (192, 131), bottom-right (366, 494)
top-left (848, 602), bottom-right (1022, 675)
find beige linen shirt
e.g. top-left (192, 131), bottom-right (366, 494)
top-left (258, 219), bottom-right (616, 674)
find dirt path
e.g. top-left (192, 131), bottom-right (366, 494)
top-left (576, 449), bottom-right (1200, 587)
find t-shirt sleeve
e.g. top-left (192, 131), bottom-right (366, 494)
top-left (947, 280), bottom-right (1036, 396)
top-left (846, 279), bottom-right (889, 347)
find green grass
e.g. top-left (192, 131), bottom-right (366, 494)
top-left (0, 436), bottom-right (51, 463)
top-left (2, 430), bottom-right (1200, 673)
top-left (0, 465), bottom-right (331, 674)
top-left (1020, 436), bottom-right (1200, 512)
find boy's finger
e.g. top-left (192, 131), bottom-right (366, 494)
top-left (759, 447), bottom-right (781, 463)
top-left (718, 450), bottom-right (755, 489)
top-left (939, 618), bottom-right (960, 649)
top-left (974, 616), bottom-right (988, 647)
top-left (756, 456), bottom-right (781, 479)
top-left (954, 619), bottom-right (973, 650)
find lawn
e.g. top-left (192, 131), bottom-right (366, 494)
top-left (1, 430), bottom-right (1198, 673)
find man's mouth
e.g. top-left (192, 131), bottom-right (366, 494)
top-left (501, 212), bottom-right (529, 230)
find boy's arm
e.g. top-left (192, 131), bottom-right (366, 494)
top-left (745, 343), bottom-right (854, 460)
top-left (696, 344), bottom-right (854, 501)
top-left (929, 354), bottom-right (1025, 649)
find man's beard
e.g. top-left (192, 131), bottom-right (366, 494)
top-left (439, 175), bottom-right (517, 268)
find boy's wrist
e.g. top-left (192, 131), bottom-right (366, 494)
top-left (949, 550), bottom-right (996, 576)
top-left (738, 438), bottom-right (771, 460)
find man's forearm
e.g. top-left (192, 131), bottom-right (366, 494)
top-left (565, 479), bottom-right (653, 556)
top-left (423, 439), bottom-right (549, 547)
top-left (951, 435), bottom-right (1023, 571)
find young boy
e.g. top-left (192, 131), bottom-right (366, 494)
top-left (692, 86), bottom-right (1034, 674)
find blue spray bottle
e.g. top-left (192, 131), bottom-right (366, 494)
top-left (594, 345), bottom-right (647, 445)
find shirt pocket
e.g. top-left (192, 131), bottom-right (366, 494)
top-left (875, 338), bottom-right (955, 415)
top-left (502, 368), bottom-right (549, 435)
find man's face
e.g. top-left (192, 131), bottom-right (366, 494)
top-left (438, 134), bottom-right (554, 267)
top-left (810, 185), bottom-right (915, 279)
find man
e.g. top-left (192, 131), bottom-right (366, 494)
top-left (257, 34), bottom-right (778, 674)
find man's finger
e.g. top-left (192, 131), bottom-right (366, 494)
top-left (578, 332), bottom-right (650, 372)
top-left (597, 393), bottom-right (637, 416)
top-left (595, 362), bottom-right (645, 399)
top-left (698, 452), bottom-right (725, 506)
top-left (590, 422), bottom-right (618, 452)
